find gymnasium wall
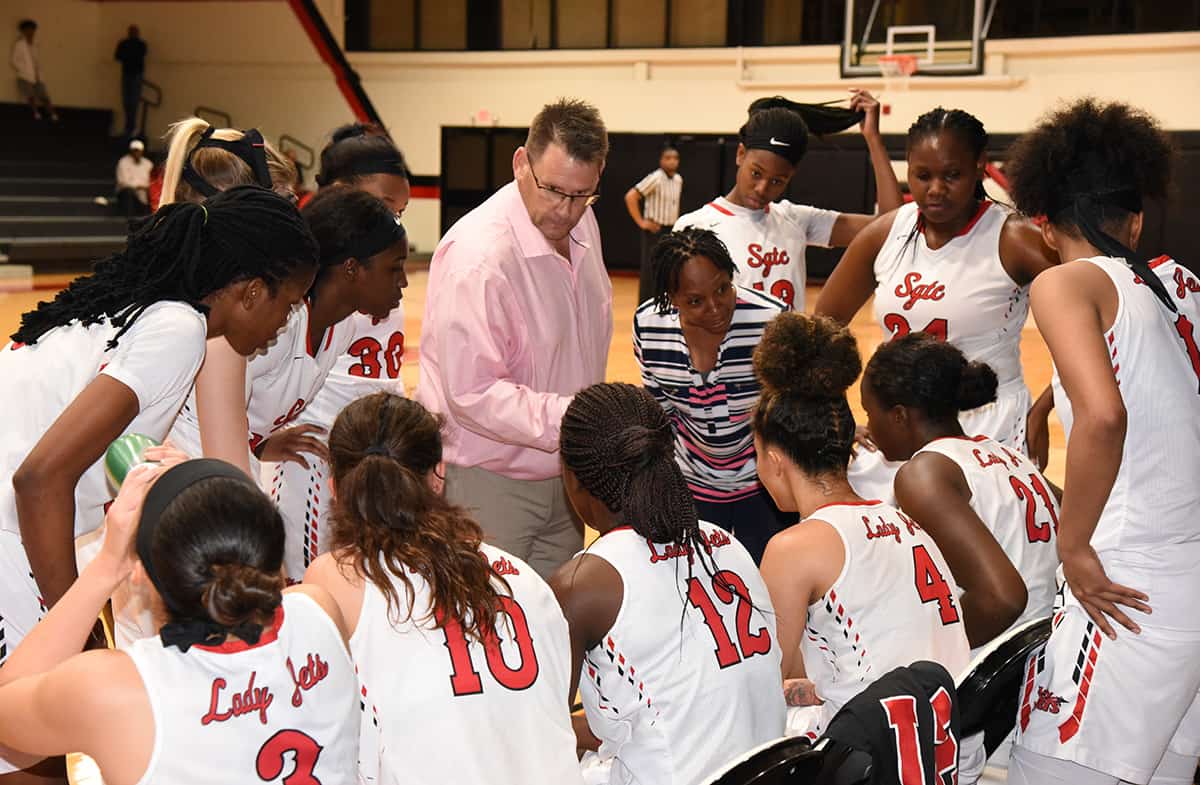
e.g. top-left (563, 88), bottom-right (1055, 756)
top-left (7, 1), bottom-right (1199, 254)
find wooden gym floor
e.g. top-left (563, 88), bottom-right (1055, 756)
top-left (0, 269), bottom-right (1066, 486)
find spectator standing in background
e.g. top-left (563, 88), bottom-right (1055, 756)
top-left (625, 143), bottom-right (682, 304)
top-left (10, 19), bottom-right (57, 122)
top-left (115, 139), bottom-right (153, 216)
top-left (114, 25), bottom-right (147, 139)
top-left (417, 98), bottom-right (612, 581)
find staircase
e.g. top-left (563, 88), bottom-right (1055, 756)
top-left (0, 102), bottom-right (130, 271)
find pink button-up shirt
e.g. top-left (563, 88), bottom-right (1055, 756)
top-left (416, 181), bottom-right (613, 481)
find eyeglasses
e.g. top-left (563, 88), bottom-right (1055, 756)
top-left (528, 159), bottom-right (600, 207)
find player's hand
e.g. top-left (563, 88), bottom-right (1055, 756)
top-left (783, 678), bottom-right (824, 707)
top-left (142, 440), bottom-right (191, 469)
top-left (849, 89), bottom-right (881, 138)
top-left (852, 424), bottom-right (877, 452)
top-left (1061, 544), bottom-right (1151, 639)
top-left (259, 424), bottom-right (328, 468)
top-left (100, 462), bottom-right (164, 578)
top-left (639, 218), bottom-right (662, 233)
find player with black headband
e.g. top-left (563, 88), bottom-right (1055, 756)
top-left (0, 459), bottom-right (358, 784)
top-left (1002, 99), bottom-right (1200, 785)
top-left (270, 123), bottom-right (414, 578)
top-left (674, 90), bottom-right (902, 311)
top-left (168, 185), bottom-right (408, 487)
top-left (550, 382), bottom-right (784, 785)
top-left (160, 117), bottom-right (299, 205)
top-left (0, 186), bottom-right (319, 777)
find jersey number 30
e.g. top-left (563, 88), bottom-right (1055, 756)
top-left (441, 596), bottom-right (540, 696)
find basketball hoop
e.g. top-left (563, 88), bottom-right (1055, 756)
top-left (879, 54), bottom-right (918, 91)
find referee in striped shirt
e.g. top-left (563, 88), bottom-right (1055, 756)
top-left (625, 143), bottom-right (682, 304)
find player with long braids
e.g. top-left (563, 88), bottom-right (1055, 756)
top-left (752, 313), bottom-right (977, 775)
top-left (0, 187), bottom-right (318, 777)
top-left (1006, 99), bottom-right (1200, 785)
top-left (551, 382), bottom-right (784, 785)
top-left (303, 392), bottom-right (583, 785)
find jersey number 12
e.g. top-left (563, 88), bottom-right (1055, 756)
top-left (687, 570), bottom-right (772, 668)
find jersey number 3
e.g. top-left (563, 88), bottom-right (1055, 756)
top-left (441, 596), bottom-right (540, 696)
top-left (257, 729), bottom-right (323, 785)
top-left (687, 570), bottom-right (772, 668)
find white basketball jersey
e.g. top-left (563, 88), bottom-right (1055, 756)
top-left (1051, 256), bottom-right (1200, 631)
top-left (171, 301), bottom-right (357, 459)
top-left (0, 302), bottom-right (207, 539)
top-left (300, 307), bottom-right (406, 426)
top-left (801, 501), bottom-right (970, 724)
top-left (873, 201), bottom-right (1029, 389)
top-left (350, 543), bottom-right (583, 785)
top-left (674, 197), bottom-right (838, 312)
top-left (580, 521), bottom-right (785, 785)
top-left (126, 592), bottom-right (359, 785)
top-left (913, 435), bottom-right (1060, 653)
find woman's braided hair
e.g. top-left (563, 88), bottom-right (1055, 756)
top-left (11, 186), bottom-right (317, 349)
top-left (752, 313), bottom-right (861, 476)
top-left (649, 228), bottom-right (737, 314)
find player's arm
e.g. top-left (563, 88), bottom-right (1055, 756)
top-left (1031, 263), bottom-right (1150, 638)
top-left (301, 552), bottom-right (364, 641)
top-left (814, 210), bottom-right (894, 324)
top-left (999, 216), bottom-right (1060, 286)
top-left (894, 454), bottom-right (1027, 648)
top-left (758, 520), bottom-right (843, 679)
top-left (12, 376), bottom-right (138, 619)
top-left (193, 336), bottom-right (254, 474)
top-left (849, 88), bottom-right (904, 214)
top-left (549, 554), bottom-right (622, 750)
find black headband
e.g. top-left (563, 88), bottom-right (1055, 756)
top-left (742, 132), bottom-right (805, 165)
top-left (182, 126), bottom-right (273, 198)
top-left (136, 459), bottom-right (265, 652)
top-left (325, 214), bottom-right (406, 267)
top-left (316, 156), bottom-right (409, 187)
top-left (1049, 187), bottom-right (1143, 222)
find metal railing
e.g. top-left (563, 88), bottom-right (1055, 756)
top-left (194, 106), bottom-right (233, 130)
top-left (136, 79), bottom-right (162, 139)
top-left (279, 134), bottom-right (315, 171)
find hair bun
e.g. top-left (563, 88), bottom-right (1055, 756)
top-left (330, 122), bottom-right (376, 144)
top-left (202, 562), bottom-right (283, 629)
top-left (955, 360), bottom-right (999, 411)
top-left (754, 313), bottom-right (861, 400)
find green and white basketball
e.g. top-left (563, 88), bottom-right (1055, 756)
top-left (104, 433), bottom-right (160, 491)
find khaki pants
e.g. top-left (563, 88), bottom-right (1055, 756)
top-left (445, 464), bottom-right (582, 581)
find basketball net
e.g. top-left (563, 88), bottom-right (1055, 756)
top-left (879, 54), bottom-right (918, 92)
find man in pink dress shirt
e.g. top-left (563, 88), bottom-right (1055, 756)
top-left (416, 98), bottom-right (612, 578)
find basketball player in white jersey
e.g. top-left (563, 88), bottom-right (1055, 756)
top-left (1002, 100), bottom-right (1200, 785)
top-left (272, 124), bottom-right (412, 579)
top-left (750, 313), bottom-right (980, 779)
top-left (815, 107), bottom-right (1060, 500)
top-left (0, 189), bottom-right (317, 780)
top-left (168, 186), bottom-right (408, 481)
top-left (675, 91), bottom-right (902, 313)
top-left (303, 392), bottom-right (583, 785)
top-left (860, 334), bottom-right (1060, 654)
top-left (0, 459), bottom-right (358, 785)
top-left (551, 382), bottom-right (784, 785)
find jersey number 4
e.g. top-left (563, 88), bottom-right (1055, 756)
top-left (881, 686), bottom-right (958, 785)
top-left (687, 570), bottom-right (772, 668)
top-left (256, 729), bottom-right (324, 785)
top-left (912, 545), bottom-right (960, 626)
top-left (441, 596), bottom-right (540, 696)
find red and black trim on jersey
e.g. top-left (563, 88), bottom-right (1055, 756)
top-left (1057, 620), bottom-right (1102, 743)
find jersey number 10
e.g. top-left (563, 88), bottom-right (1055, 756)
top-left (441, 597), bottom-right (540, 696)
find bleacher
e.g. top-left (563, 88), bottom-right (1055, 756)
top-left (0, 102), bottom-right (129, 271)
